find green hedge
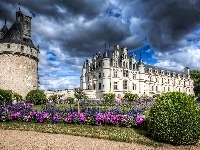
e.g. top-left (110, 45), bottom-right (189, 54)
top-left (147, 92), bottom-right (200, 145)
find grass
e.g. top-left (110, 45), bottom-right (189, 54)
top-left (0, 122), bottom-right (163, 147)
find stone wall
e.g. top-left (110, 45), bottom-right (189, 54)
top-left (0, 53), bottom-right (38, 98)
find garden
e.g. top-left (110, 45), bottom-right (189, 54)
top-left (1, 88), bottom-right (200, 148)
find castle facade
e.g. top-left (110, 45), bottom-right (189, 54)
top-left (0, 8), bottom-right (39, 98)
top-left (80, 45), bottom-right (194, 99)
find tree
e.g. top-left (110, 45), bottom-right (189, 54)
top-left (104, 93), bottom-right (115, 102)
top-left (48, 94), bottom-right (63, 102)
top-left (25, 89), bottom-right (47, 105)
top-left (190, 70), bottom-right (200, 96)
top-left (74, 88), bottom-right (88, 100)
top-left (123, 93), bottom-right (138, 101)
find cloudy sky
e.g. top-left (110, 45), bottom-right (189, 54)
top-left (1, 0), bottom-right (200, 91)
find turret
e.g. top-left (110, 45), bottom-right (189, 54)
top-left (81, 60), bottom-right (87, 90)
top-left (138, 52), bottom-right (145, 96)
top-left (102, 44), bottom-right (111, 93)
top-left (184, 67), bottom-right (190, 78)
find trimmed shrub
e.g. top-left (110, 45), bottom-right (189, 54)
top-left (13, 92), bottom-right (23, 102)
top-left (123, 93), bottom-right (138, 101)
top-left (0, 89), bottom-right (12, 105)
top-left (25, 89), bottom-right (47, 105)
top-left (104, 93), bottom-right (115, 102)
top-left (147, 92), bottom-right (200, 145)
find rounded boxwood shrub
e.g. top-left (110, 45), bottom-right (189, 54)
top-left (0, 89), bottom-right (12, 105)
top-left (25, 89), bottom-right (47, 105)
top-left (147, 92), bottom-right (200, 145)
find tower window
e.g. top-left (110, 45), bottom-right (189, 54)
top-left (114, 82), bottom-right (117, 90)
top-left (7, 44), bottom-right (10, 48)
top-left (114, 71), bottom-right (117, 78)
top-left (133, 83), bottom-right (136, 90)
top-left (99, 83), bottom-right (101, 90)
top-left (133, 74), bottom-right (136, 79)
top-left (99, 72), bottom-right (101, 78)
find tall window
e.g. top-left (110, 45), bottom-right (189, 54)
top-left (162, 78), bottom-right (164, 83)
top-left (168, 87), bottom-right (170, 91)
top-left (133, 74), bottom-right (136, 79)
top-left (93, 84), bottom-right (96, 90)
top-left (168, 79), bottom-right (170, 84)
top-left (99, 83), bottom-right (101, 90)
top-left (133, 83), bottom-right (136, 90)
top-left (156, 86), bottom-right (158, 91)
top-left (152, 86), bottom-right (154, 91)
top-left (114, 71), bottom-right (117, 78)
top-left (114, 82), bottom-right (117, 90)
top-left (123, 70), bottom-right (128, 77)
top-left (99, 72), bottom-right (101, 78)
top-left (123, 80), bottom-right (127, 89)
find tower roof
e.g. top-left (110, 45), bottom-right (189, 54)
top-left (1, 9), bottom-right (36, 49)
top-left (1, 19), bottom-right (8, 33)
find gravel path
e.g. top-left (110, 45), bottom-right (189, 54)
top-left (0, 129), bottom-right (199, 150)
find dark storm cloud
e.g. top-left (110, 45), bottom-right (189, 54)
top-left (1, 0), bottom-right (200, 59)
top-left (137, 0), bottom-right (200, 51)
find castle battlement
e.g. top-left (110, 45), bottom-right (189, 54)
top-left (0, 43), bottom-right (39, 60)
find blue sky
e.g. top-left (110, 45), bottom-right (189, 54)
top-left (1, 0), bottom-right (200, 91)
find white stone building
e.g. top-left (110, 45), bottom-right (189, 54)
top-left (44, 89), bottom-right (75, 99)
top-left (80, 44), bottom-right (194, 99)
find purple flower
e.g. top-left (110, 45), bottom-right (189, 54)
top-left (136, 115), bottom-right (146, 125)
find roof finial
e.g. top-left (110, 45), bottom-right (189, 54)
top-left (19, 3), bottom-right (20, 11)
top-left (105, 42), bottom-right (107, 49)
top-left (109, 44), bottom-right (110, 50)
top-left (4, 18), bottom-right (6, 25)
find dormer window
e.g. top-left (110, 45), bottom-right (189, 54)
top-left (7, 44), bottom-right (10, 48)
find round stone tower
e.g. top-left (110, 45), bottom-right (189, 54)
top-left (0, 8), bottom-right (39, 98)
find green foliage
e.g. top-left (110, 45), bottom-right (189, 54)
top-left (74, 90), bottom-right (88, 100)
top-left (147, 92), bottom-right (200, 145)
top-left (67, 97), bottom-right (74, 104)
top-left (152, 94), bottom-right (160, 99)
top-left (0, 89), bottom-right (12, 105)
top-left (25, 89), bottom-right (47, 105)
top-left (104, 93), bottom-right (115, 102)
top-left (190, 70), bottom-right (200, 96)
top-left (49, 94), bottom-right (63, 102)
top-left (12, 92), bottom-right (23, 101)
top-left (123, 93), bottom-right (138, 101)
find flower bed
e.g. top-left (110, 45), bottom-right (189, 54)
top-left (0, 101), bottom-right (150, 128)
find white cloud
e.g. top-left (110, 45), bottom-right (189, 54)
top-left (153, 45), bottom-right (200, 71)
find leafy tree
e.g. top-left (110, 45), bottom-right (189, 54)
top-left (0, 89), bottom-right (12, 105)
top-left (48, 94), bottom-right (63, 102)
top-left (190, 70), bottom-right (200, 96)
top-left (74, 88), bottom-right (88, 100)
top-left (67, 97), bottom-right (74, 104)
top-left (123, 93), bottom-right (138, 101)
top-left (104, 93), bottom-right (115, 102)
top-left (25, 89), bottom-right (47, 105)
